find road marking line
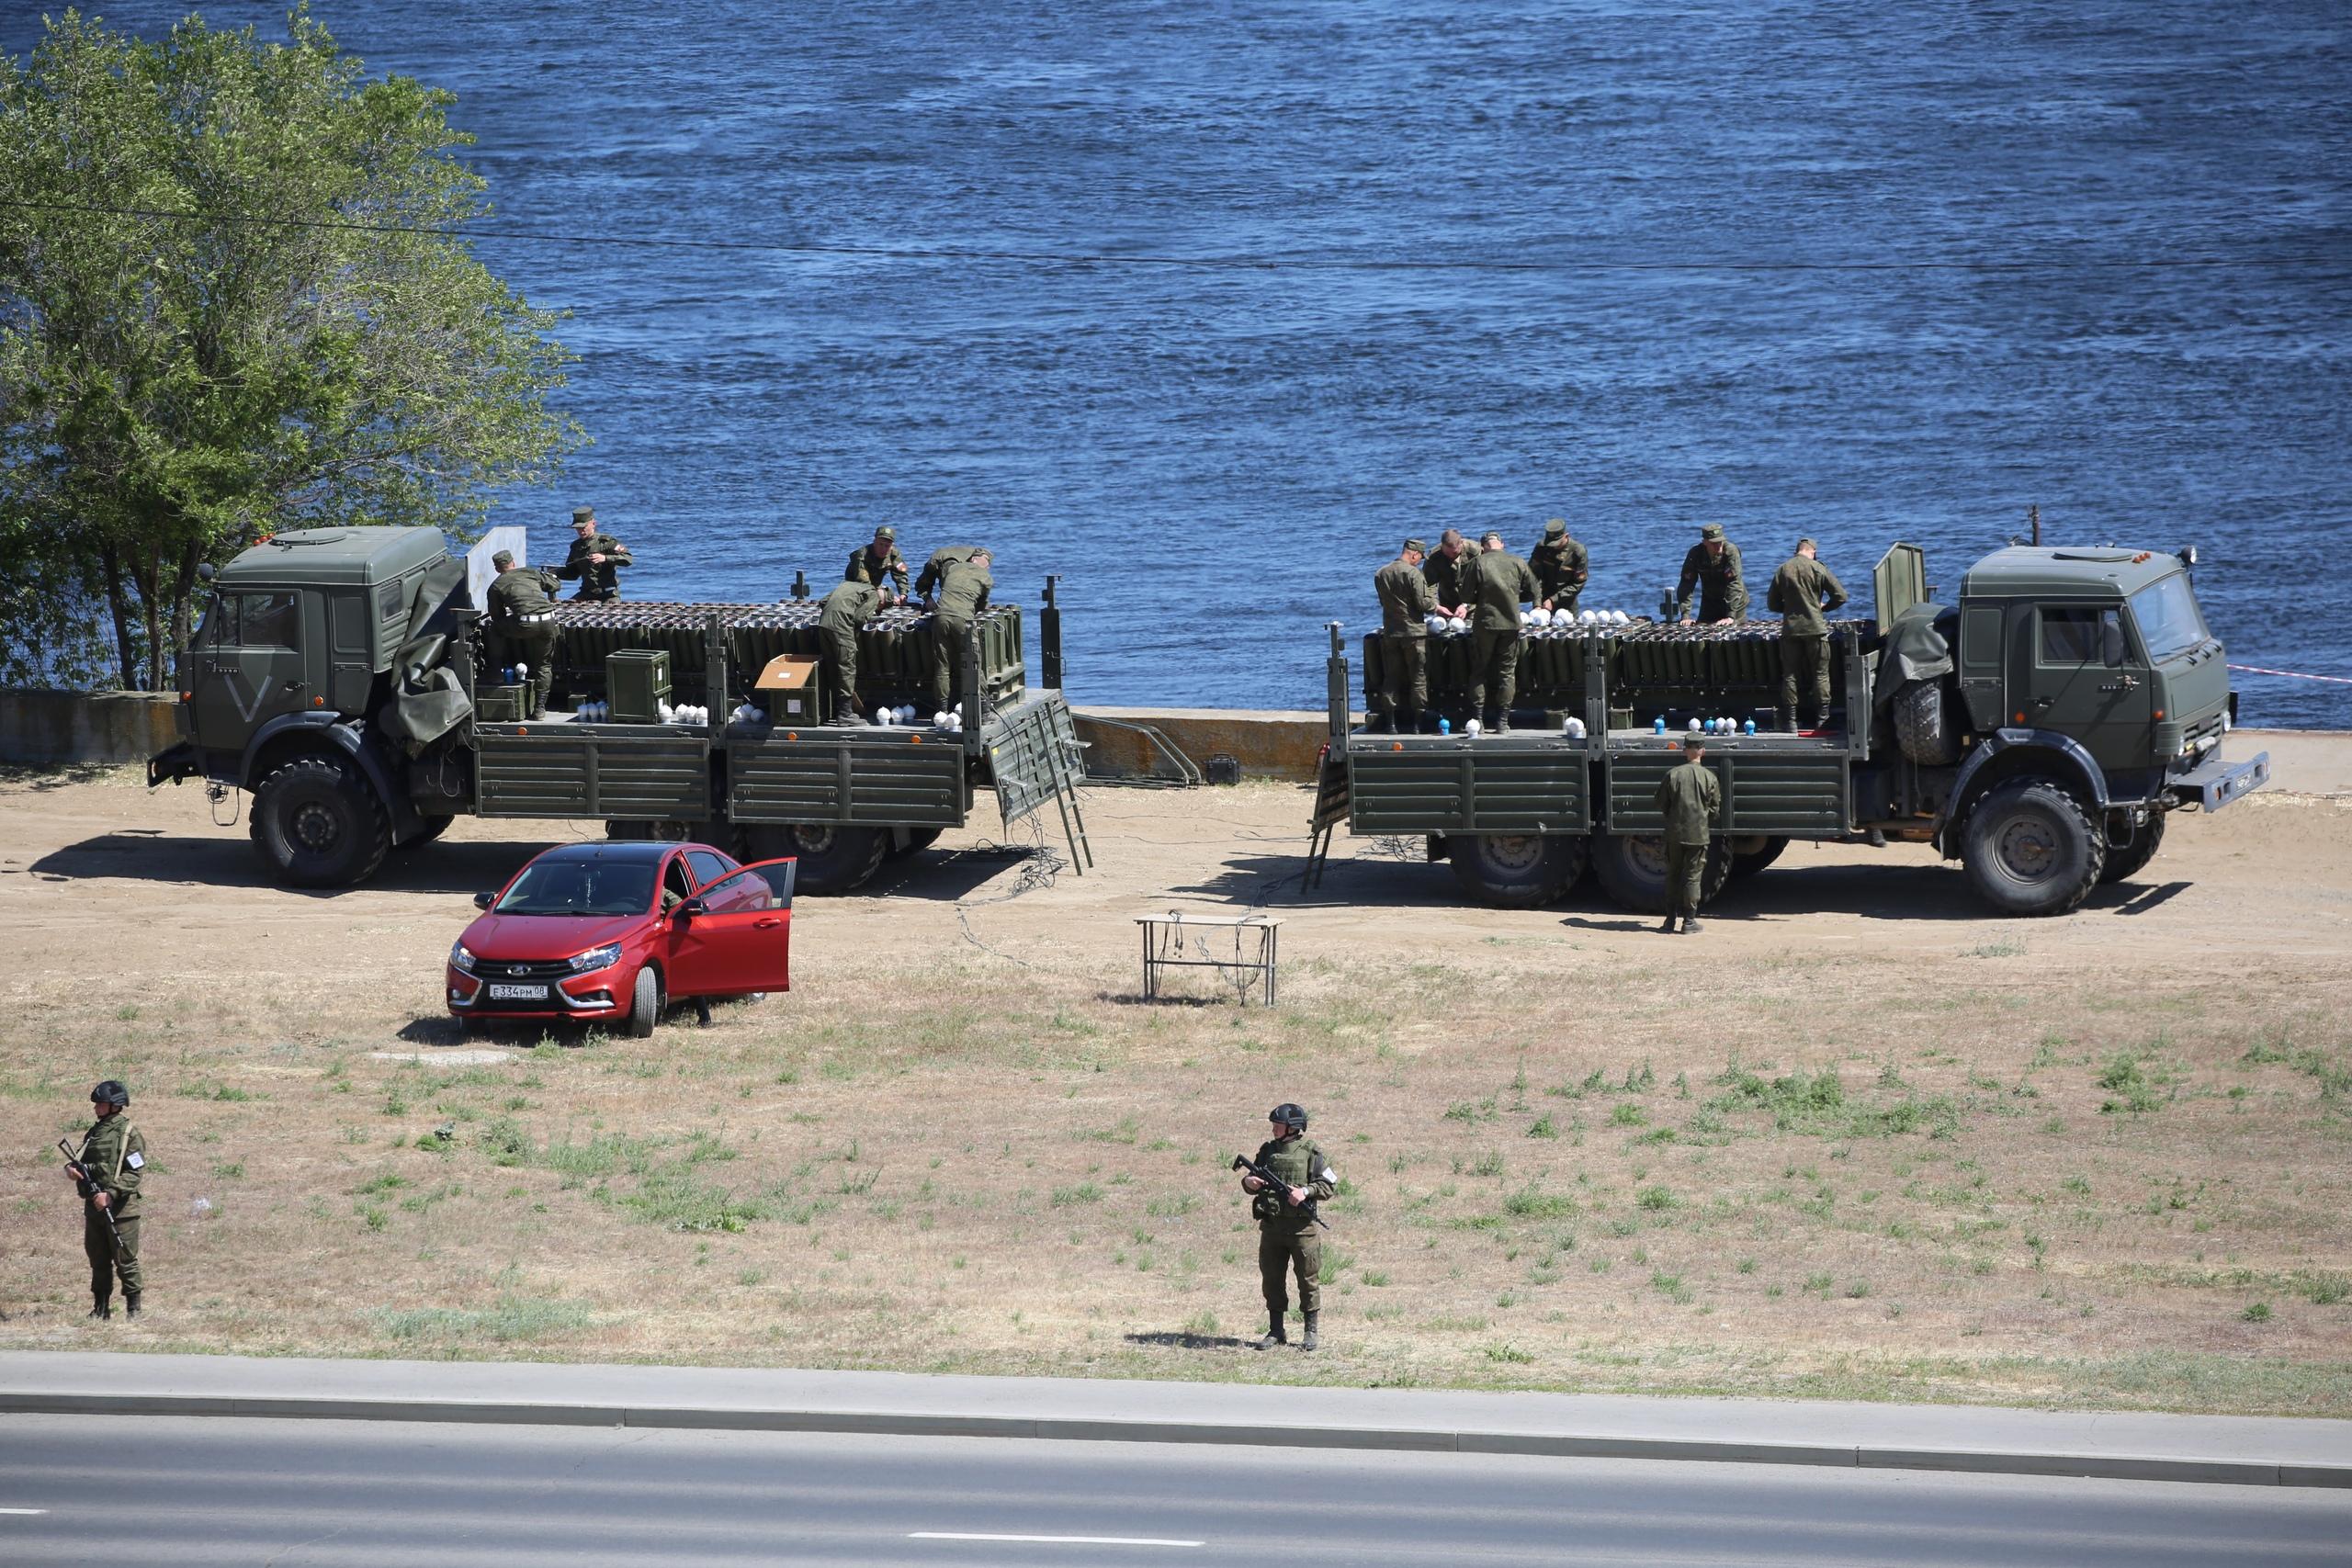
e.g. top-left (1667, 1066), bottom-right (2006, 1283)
top-left (910, 1531), bottom-right (1202, 1547)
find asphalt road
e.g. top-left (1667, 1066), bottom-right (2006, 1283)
top-left (2, 1415), bottom-right (2346, 1567)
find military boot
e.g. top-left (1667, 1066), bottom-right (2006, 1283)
top-left (1493, 711), bottom-right (1511, 735)
top-left (1366, 713), bottom-right (1393, 736)
top-left (1252, 1311), bottom-right (1287, 1350)
top-left (88, 1292), bottom-right (110, 1321)
top-left (1656, 913), bottom-right (1679, 934)
top-left (1776, 705), bottom-right (1797, 733)
top-left (1682, 913), bottom-right (1705, 935)
top-left (124, 1292), bottom-right (141, 1319)
top-left (1301, 1312), bottom-right (1319, 1352)
top-left (1400, 709), bottom-right (1423, 735)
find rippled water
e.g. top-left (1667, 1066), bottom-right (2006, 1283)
top-left (13, 3), bottom-right (2348, 722)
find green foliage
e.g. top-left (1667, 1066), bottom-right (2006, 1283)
top-left (0, 6), bottom-right (581, 688)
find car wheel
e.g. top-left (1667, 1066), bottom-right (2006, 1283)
top-left (625, 965), bottom-right (661, 1038)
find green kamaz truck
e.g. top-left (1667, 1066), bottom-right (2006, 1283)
top-left (1307, 543), bottom-right (2268, 917)
top-left (148, 527), bottom-right (1090, 894)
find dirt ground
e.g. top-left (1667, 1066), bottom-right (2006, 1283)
top-left (1, 732), bottom-right (2346, 1416)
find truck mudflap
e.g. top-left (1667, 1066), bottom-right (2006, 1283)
top-left (983, 692), bottom-right (1092, 871)
top-left (148, 741), bottom-right (202, 788)
top-left (2170, 750), bottom-right (2269, 811)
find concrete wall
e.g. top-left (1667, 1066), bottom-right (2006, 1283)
top-left (0, 689), bottom-right (179, 767)
top-left (1073, 705), bottom-right (1339, 784)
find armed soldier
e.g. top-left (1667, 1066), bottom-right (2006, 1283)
top-left (913, 544), bottom-right (982, 604)
top-left (1467, 530), bottom-right (1540, 733)
top-left (845, 525), bottom-right (910, 602)
top-left (1238, 1102), bottom-right (1336, 1351)
top-left (1420, 528), bottom-right (1481, 618)
top-left (819, 578), bottom-right (881, 725)
top-left (1767, 537), bottom-right (1849, 731)
top-left (1654, 735), bottom-right (1722, 935)
top-left (62, 1080), bottom-right (145, 1320)
top-left (555, 506), bottom-right (633, 603)
top-left (1530, 518), bottom-right (1589, 615)
top-left (1371, 537), bottom-right (1437, 733)
top-left (925, 547), bottom-right (993, 716)
top-left (485, 549), bottom-right (562, 719)
top-left (1675, 524), bottom-right (1747, 625)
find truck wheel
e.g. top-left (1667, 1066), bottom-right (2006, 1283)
top-left (1962, 778), bottom-right (2107, 916)
top-left (396, 815), bottom-right (454, 850)
top-left (778, 824), bottom-right (888, 894)
top-left (250, 754), bottom-right (390, 888)
top-left (1729, 835), bottom-right (1789, 879)
top-left (1894, 680), bottom-right (1961, 766)
top-left (1447, 834), bottom-right (1572, 909)
top-left (1590, 832), bottom-right (1732, 916)
top-left (886, 827), bottom-right (944, 860)
top-left (2098, 811), bottom-right (2166, 886)
top-left (624, 965), bottom-right (661, 1039)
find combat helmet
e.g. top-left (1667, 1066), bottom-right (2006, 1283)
top-left (90, 1079), bottom-right (130, 1109)
top-left (1269, 1102), bottom-right (1307, 1132)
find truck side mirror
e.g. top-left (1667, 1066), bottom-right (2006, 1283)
top-left (2099, 611), bottom-right (2124, 668)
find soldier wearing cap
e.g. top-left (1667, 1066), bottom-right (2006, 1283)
top-left (1767, 537), bottom-right (1849, 730)
top-left (819, 579), bottom-right (881, 725)
top-left (1530, 518), bottom-right (1590, 616)
top-left (1675, 524), bottom-right (1747, 625)
top-left (913, 544), bottom-right (983, 604)
top-left (555, 506), bottom-right (633, 603)
top-left (845, 526), bottom-right (910, 601)
top-left (1653, 735), bottom-right (1722, 934)
top-left (1239, 1102), bottom-right (1336, 1351)
top-left (1467, 530), bottom-right (1540, 732)
top-left (926, 548), bottom-right (994, 716)
top-left (485, 549), bottom-right (562, 719)
top-left (1420, 527), bottom-right (1482, 619)
top-left (1371, 538), bottom-right (1437, 733)
top-left (62, 1080), bottom-right (146, 1320)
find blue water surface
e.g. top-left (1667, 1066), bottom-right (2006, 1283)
top-left (9, 2), bottom-right (2348, 722)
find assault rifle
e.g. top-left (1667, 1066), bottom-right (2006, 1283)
top-left (59, 1137), bottom-right (121, 1244)
top-left (1230, 1153), bottom-right (1329, 1230)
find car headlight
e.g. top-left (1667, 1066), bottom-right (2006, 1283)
top-left (450, 942), bottom-right (478, 975)
top-left (569, 942), bottom-right (624, 974)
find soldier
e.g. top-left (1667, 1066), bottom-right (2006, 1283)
top-left (1467, 530), bottom-right (1540, 732)
top-left (845, 525), bottom-right (910, 601)
top-left (819, 578), bottom-right (880, 726)
top-left (555, 506), bottom-right (633, 602)
top-left (1530, 518), bottom-right (1589, 615)
top-left (1675, 523), bottom-right (1747, 625)
top-left (1371, 537), bottom-right (1437, 733)
top-left (926, 547), bottom-right (993, 716)
top-left (1766, 537), bottom-right (1849, 731)
top-left (485, 549), bottom-right (562, 719)
top-left (913, 544), bottom-right (982, 604)
top-left (1239, 1102), bottom-right (1336, 1351)
top-left (1420, 527), bottom-right (1482, 618)
top-left (62, 1079), bottom-right (145, 1320)
top-left (1653, 735), bottom-right (1722, 935)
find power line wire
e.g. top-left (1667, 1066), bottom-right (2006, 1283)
top-left (0, 195), bottom-right (2342, 276)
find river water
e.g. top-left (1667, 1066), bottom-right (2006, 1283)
top-left (10, 3), bottom-right (2348, 723)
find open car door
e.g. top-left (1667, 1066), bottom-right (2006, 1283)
top-left (662, 859), bottom-right (796, 998)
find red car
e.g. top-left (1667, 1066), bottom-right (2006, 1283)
top-left (447, 840), bottom-right (794, 1036)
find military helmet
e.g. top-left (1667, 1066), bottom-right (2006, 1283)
top-left (90, 1079), bottom-right (129, 1108)
top-left (1269, 1102), bottom-right (1307, 1131)
top-left (1543, 518), bottom-right (1566, 537)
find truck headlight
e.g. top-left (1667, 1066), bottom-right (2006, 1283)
top-left (569, 942), bottom-right (623, 974)
top-left (449, 942), bottom-right (478, 975)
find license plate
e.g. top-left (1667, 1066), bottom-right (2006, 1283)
top-left (485, 983), bottom-right (548, 1001)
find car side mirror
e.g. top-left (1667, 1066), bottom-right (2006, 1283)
top-left (675, 897), bottom-right (707, 919)
top-left (472, 891), bottom-right (495, 910)
top-left (2099, 611), bottom-right (2125, 668)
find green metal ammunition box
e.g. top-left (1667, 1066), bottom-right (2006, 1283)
top-left (606, 649), bottom-right (673, 724)
top-left (473, 684), bottom-right (526, 723)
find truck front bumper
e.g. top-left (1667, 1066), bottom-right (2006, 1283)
top-left (147, 742), bottom-right (203, 788)
top-left (2170, 750), bottom-right (2268, 812)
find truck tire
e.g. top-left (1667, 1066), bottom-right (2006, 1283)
top-left (1447, 833), bottom-right (1573, 909)
top-left (1728, 835), bottom-right (1789, 880)
top-left (1894, 680), bottom-right (1961, 766)
top-left (624, 964), bottom-right (661, 1039)
top-left (777, 823), bottom-right (888, 895)
top-left (886, 827), bottom-right (944, 860)
top-left (396, 815), bottom-right (455, 849)
top-left (2098, 811), bottom-right (2166, 886)
top-left (250, 754), bottom-right (391, 889)
top-left (1962, 778), bottom-right (2107, 916)
top-left (1590, 832), bottom-right (1731, 916)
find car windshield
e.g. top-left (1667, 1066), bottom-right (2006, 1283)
top-left (2130, 573), bottom-right (2210, 662)
top-left (493, 860), bottom-right (657, 917)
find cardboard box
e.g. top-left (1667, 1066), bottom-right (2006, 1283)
top-left (754, 654), bottom-right (824, 723)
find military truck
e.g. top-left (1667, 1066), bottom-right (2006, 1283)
top-left (148, 527), bottom-right (1090, 894)
top-left (1306, 543), bottom-right (2268, 917)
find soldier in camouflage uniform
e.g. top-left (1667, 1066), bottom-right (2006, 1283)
top-left (1420, 528), bottom-right (1482, 618)
top-left (1675, 523), bottom-right (1747, 624)
top-left (1467, 531), bottom-right (1540, 732)
top-left (1767, 538), bottom-right (1849, 731)
top-left (926, 548), bottom-right (993, 716)
top-left (845, 525), bottom-right (910, 601)
top-left (1371, 537), bottom-right (1436, 733)
top-left (63, 1079), bottom-right (145, 1319)
top-left (1653, 736), bottom-right (1722, 934)
top-left (819, 579), bottom-right (880, 725)
top-left (485, 549), bottom-right (562, 719)
top-left (1240, 1102), bottom-right (1337, 1351)
top-left (913, 544), bottom-right (982, 603)
top-left (555, 506), bottom-right (633, 602)
top-left (1530, 518), bottom-right (1589, 615)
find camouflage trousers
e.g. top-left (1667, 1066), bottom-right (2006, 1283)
top-left (826, 626), bottom-right (860, 720)
top-left (490, 623), bottom-right (558, 717)
top-left (85, 1208), bottom-right (141, 1298)
top-left (1780, 635), bottom-right (1831, 721)
top-left (1664, 840), bottom-right (1709, 917)
top-left (1259, 1224), bottom-right (1322, 1316)
top-left (1469, 629), bottom-right (1522, 716)
top-left (929, 614), bottom-right (973, 715)
top-left (1378, 634), bottom-right (1427, 717)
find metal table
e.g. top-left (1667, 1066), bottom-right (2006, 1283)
top-left (1135, 911), bottom-right (1283, 1006)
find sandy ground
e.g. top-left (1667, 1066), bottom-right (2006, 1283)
top-left (0, 731), bottom-right (2345, 1414)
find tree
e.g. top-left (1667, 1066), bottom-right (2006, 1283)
top-left (0, 6), bottom-right (582, 691)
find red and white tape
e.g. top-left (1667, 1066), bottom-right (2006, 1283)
top-left (2229, 663), bottom-right (2352, 686)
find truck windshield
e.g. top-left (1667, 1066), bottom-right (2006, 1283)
top-left (494, 861), bottom-right (657, 917)
top-left (2130, 574), bottom-right (2210, 662)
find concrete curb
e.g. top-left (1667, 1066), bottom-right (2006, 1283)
top-left (6, 1388), bottom-right (2345, 1488)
